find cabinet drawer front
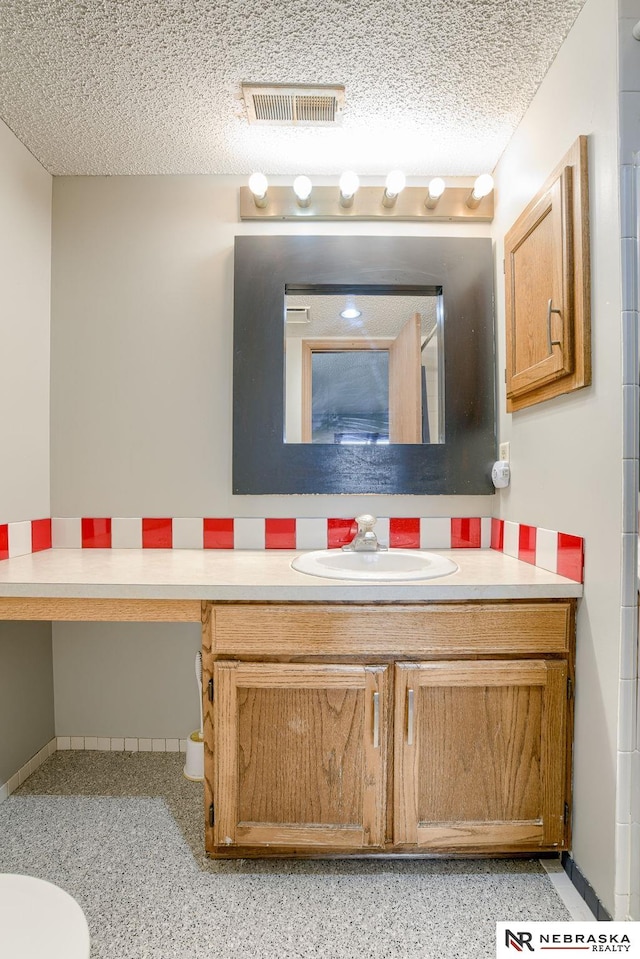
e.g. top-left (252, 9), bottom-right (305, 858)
top-left (210, 603), bottom-right (572, 657)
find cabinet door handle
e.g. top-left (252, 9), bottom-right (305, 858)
top-left (372, 691), bottom-right (380, 748)
top-left (547, 298), bottom-right (562, 354)
top-left (407, 688), bottom-right (415, 746)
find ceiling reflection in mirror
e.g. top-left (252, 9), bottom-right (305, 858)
top-left (284, 289), bottom-right (444, 445)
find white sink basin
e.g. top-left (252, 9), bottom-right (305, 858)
top-left (290, 549), bottom-right (458, 582)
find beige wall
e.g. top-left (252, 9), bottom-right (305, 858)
top-left (0, 118), bottom-right (54, 783)
top-left (492, 0), bottom-right (621, 913)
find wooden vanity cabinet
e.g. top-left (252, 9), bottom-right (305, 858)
top-left (202, 601), bottom-right (574, 858)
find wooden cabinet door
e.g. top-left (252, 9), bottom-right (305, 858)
top-left (505, 167), bottom-right (574, 400)
top-left (394, 660), bottom-right (568, 850)
top-left (214, 661), bottom-right (388, 850)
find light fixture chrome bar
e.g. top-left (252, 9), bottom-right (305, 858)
top-left (239, 185), bottom-right (494, 221)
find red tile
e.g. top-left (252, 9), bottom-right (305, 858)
top-left (142, 518), bottom-right (173, 548)
top-left (82, 518), bottom-right (112, 548)
top-left (557, 533), bottom-right (584, 583)
top-left (265, 518), bottom-right (296, 549)
top-left (327, 518), bottom-right (357, 549)
top-left (451, 517), bottom-right (481, 549)
top-left (490, 518), bottom-right (504, 551)
top-left (518, 524), bottom-right (537, 565)
top-left (0, 524), bottom-right (8, 560)
top-left (203, 518), bottom-right (234, 549)
top-left (390, 517), bottom-right (420, 548)
top-left (31, 518), bottom-right (52, 553)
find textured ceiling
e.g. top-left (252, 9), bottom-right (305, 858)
top-left (285, 293), bottom-right (438, 338)
top-left (0, 0), bottom-right (586, 176)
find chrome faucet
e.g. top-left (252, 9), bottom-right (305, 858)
top-left (342, 514), bottom-right (388, 552)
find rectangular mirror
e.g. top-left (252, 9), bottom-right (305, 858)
top-left (284, 286), bottom-right (444, 446)
top-left (233, 235), bottom-right (495, 495)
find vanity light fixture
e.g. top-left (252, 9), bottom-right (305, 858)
top-left (466, 173), bottom-right (494, 209)
top-left (424, 177), bottom-right (446, 210)
top-left (339, 170), bottom-right (360, 208)
top-left (293, 175), bottom-right (313, 207)
top-left (382, 170), bottom-right (406, 208)
top-left (248, 172), bottom-right (269, 208)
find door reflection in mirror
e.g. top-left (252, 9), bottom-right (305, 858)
top-left (284, 290), bottom-right (444, 445)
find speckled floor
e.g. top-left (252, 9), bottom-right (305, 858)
top-left (0, 752), bottom-right (574, 958)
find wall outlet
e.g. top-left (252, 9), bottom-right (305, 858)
top-left (498, 442), bottom-right (510, 462)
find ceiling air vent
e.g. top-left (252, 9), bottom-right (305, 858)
top-left (242, 83), bottom-right (345, 126)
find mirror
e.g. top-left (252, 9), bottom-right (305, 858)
top-left (284, 289), bottom-right (444, 445)
top-left (233, 235), bottom-right (495, 495)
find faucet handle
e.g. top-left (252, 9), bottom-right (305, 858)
top-left (355, 514), bottom-right (377, 531)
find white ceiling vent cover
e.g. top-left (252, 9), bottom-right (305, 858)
top-left (242, 83), bottom-right (345, 126)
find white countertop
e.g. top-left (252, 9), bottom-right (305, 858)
top-left (0, 549), bottom-right (583, 601)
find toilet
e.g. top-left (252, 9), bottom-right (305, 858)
top-left (0, 873), bottom-right (90, 958)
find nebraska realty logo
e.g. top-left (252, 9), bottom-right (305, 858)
top-left (496, 923), bottom-right (638, 955)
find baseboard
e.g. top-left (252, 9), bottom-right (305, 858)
top-left (561, 852), bottom-right (613, 920)
top-left (0, 737), bottom-right (57, 803)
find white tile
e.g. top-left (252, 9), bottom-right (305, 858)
top-left (617, 750), bottom-right (633, 824)
top-left (631, 823), bottom-right (640, 895)
top-left (97, 737), bottom-right (111, 750)
top-left (618, 679), bottom-right (637, 753)
top-left (111, 517), bottom-right (142, 549)
top-left (615, 893), bottom-right (630, 920)
top-left (620, 92), bottom-right (640, 166)
top-left (124, 738), bottom-right (138, 752)
top-left (35, 746), bottom-right (47, 768)
top-left (623, 386), bottom-right (640, 460)
top-left (295, 518), bottom-right (327, 550)
top-left (375, 517), bottom-right (390, 548)
top-left (51, 517), bottom-right (82, 548)
top-left (8, 521), bottom-right (31, 558)
top-left (84, 737), bottom-right (98, 750)
top-left (47, 738), bottom-right (56, 756)
top-left (535, 527), bottom-right (558, 573)
top-left (0, 783), bottom-right (8, 804)
top-left (623, 458), bottom-right (639, 535)
top-left (172, 517), bottom-right (203, 549)
top-left (234, 518), bottom-right (265, 549)
top-left (138, 738), bottom-right (152, 752)
top-left (480, 517), bottom-right (491, 548)
top-left (165, 738), bottom-right (180, 752)
top-left (57, 736), bottom-right (71, 751)
top-left (622, 312), bottom-right (639, 386)
top-left (503, 520), bottom-right (519, 559)
top-left (620, 21), bottom-right (640, 94)
top-left (420, 517), bottom-right (451, 549)
top-left (18, 765), bottom-right (29, 785)
top-left (7, 773), bottom-right (19, 795)
top-left (620, 606), bottom-right (638, 680)
top-left (538, 860), bottom-right (597, 920)
top-left (151, 738), bottom-right (165, 752)
top-left (70, 736), bottom-right (85, 750)
top-left (621, 165), bottom-right (636, 238)
top-left (616, 822), bottom-right (632, 896)
top-left (622, 534), bottom-right (638, 607)
top-left (179, 739), bottom-right (188, 753)
top-left (630, 893), bottom-right (640, 921)
top-left (632, 751), bottom-right (640, 823)
top-left (622, 238), bottom-right (639, 312)
top-left (111, 738), bottom-right (125, 751)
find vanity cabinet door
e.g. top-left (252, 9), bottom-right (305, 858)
top-left (214, 661), bottom-right (388, 850)
top-left (393, 660), bottom-right (568, 851)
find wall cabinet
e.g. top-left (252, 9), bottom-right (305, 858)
top-left (504, 136), bottom-right (590, 411)
top-left (202, 601), bottom-right (575, 858)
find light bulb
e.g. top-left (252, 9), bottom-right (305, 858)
top-left (428, 177), bottom-right (445, 199)
top-left (339, 171), bottom-right (360, 200)
top-left (248, 172), bottom-right (268, 207)
top-left (385, 170), bottom-right (406, 197)
top-left (293, 175), bottom-right (312, 206)
top-left (340, 307), bottom-right (362, 320)
top-left (472, 173), bottom-right (494, 200)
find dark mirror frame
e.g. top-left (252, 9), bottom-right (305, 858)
top-left (233, 235), bottom-right (496, 495)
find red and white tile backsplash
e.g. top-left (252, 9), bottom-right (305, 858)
top-left (0, 515), bottom-right (585, 583)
